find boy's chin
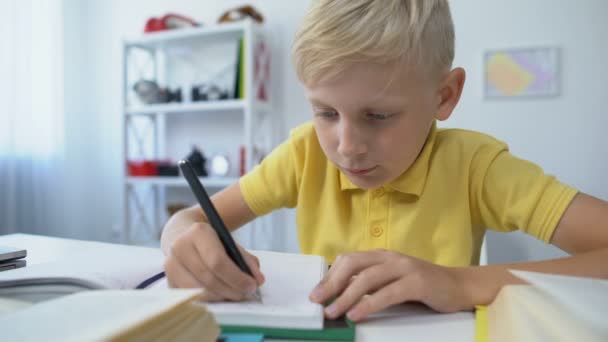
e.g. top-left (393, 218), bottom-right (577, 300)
top-left (346, 175), bottom-right (386, 190)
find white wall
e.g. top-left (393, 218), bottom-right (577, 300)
top-left (64, 1), bottom-right (607, 259)
top-left (448, 0), bottom-right (608, 262)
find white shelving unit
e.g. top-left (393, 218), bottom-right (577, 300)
top-left (121, 20), bottom-right (274, 244)
top-left (125, 176), bottom-right (235, 188)
top-left (125, 99), bottom-right (246, 115)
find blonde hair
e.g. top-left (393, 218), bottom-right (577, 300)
top-left (292, 0), bottom-right (454, 85)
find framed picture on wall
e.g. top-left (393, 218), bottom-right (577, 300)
top-left (484, 47), bottom-right (561, 98)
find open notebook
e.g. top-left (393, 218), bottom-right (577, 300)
top-left (208, 250), bottom-right (326, 329)
top-left (151, 250), bottom-right (355, 341)
top-left (0, 240), bottom-right (164, 302)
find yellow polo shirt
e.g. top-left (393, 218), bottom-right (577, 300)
top-left (239, 121), bottom-right (577, 266)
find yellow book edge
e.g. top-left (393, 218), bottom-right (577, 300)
top-left (0, 289), bottom-right (220, 342)
top-left (474, 305), bottom-right (488, 342)
top-left (109, 290), bottom-right (217, 341)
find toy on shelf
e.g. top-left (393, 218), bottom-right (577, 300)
top-left (191, 83), bottom-right (229, 102)
top-left (186, 146), bottom-right (208, 177)
top-left (144, 13), bottom-right (200, 33)
top-left (218, 5), bottom-right (264, 24)
top-left (133, 80), bottom-right (182, 104)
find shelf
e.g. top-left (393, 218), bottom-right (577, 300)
top-left (126, 176), bottom-right (238, 188)
top-left (122, 18), bottom-right (272, 244)
top-left (125, 100), bottom-right (246, 115)
top-left (124, 21), bottom-right (254, 49)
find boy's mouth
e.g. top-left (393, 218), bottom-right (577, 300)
top-left (344, 166), bottom-right (377, 175)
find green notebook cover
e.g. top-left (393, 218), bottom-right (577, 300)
top-left (221, 317), bottom-right (355, 341)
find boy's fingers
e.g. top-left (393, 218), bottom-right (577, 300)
top-left (241, 249), bottom-right (265, 285)
top-left (179, 230), bottom-right (243, 298)
top-left (238, 245), bottom-right (259, 266)
top-left (188, 242), bottom-right (253, 300)
top-left (198, 288), bottom-right (227, 302)
top-left (346, 277), bottom-right (418, 322)
top-left (167, 243), bottom-right (245, 300)
top-left (194, 227), bottom-right (258, 296)
top-left (164, 255), bottom-right (202, 288)
top-left (310, 251), bottom-right (388, 303)
top-left (323, 263), bottom-right (399, 319)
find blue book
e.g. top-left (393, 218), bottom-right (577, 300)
top-left (219, 333), bottom-right (264, 342)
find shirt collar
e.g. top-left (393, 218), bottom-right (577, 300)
top-left (339, 121), bottom-right (437, 197)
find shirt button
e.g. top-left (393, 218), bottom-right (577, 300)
top-left (370, 225), bottom-right (384, 237)
top-left (373, 188), bottom-right (385, 197)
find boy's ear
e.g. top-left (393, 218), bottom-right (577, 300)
top-left (435, 67), bottom-right (466, 121)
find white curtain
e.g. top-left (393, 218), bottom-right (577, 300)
top-left (0, 0), bottom-right (65, 235)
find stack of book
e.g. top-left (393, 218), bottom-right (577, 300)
top-left (0, 289), bottom-right (219, 341)
top-left (476, 270), bottom-right (608, 342)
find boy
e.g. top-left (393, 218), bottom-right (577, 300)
top-left (161, 0), bottom-right (608, 322)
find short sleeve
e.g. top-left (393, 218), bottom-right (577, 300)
top-left (471, 146), bottom-right (578, 242)
top-left (239, 138), bottom-right (300, 216)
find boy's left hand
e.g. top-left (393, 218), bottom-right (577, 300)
top-left (309, 249), bottom-right (471, 322)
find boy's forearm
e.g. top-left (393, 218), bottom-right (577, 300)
top-left (454, 247), bottom-right (608, 306)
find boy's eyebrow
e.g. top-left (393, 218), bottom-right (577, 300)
top-left (308, 95), bottom-right (409, 111)
top-left (308, 97), bottom-right (330, 107)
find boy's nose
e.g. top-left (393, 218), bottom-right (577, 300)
top-left (337, 122), bottom-right (367, 158)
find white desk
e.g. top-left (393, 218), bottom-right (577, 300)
top-left (0, 233), bottom-right (475, 341)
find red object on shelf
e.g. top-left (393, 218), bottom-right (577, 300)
top-left (127, 160), bottom-right (158, 176)
top-left (144, 17), bottom-right (165, 33)
top-left (144, 13), bottom-right (199, 33)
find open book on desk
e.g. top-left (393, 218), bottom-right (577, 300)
top-left (0, 289), bottom-right (219, 341)
top-left (151, 250), bottom-right (355, 341)
top-left (0, 240), bottom-right (164, 302)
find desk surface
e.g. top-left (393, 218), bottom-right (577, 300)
top-left (0, 233), bottom-right (475, 342)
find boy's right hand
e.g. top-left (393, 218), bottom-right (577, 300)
top-left (163, 221), bottom-right (265, 301)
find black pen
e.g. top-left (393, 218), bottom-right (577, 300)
top-left (178, 159), bottom-right (262, 302)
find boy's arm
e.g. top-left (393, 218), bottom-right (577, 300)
top-left (311, 192), bottom-right (608, 322)
top-left (160, 182), bottom-right (257, 254)
top-left (456, 192), bottom-right (608, 305)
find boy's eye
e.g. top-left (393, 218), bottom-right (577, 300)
top-left (366, 113), bottom-right (392, 120)
top-left (315, 110), bottom-right (338, 119)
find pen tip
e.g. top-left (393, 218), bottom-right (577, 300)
top-left (253, 288), bottom-right (263, 303)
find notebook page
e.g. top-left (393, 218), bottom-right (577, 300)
top-left (0, 243), bottom-right (164, 290)
top-left (0, 298), bottom-right (32, 316)
top-left (201, 251), bottom-right (326, 330)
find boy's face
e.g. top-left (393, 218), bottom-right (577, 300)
top-left (306, 62), bottom-right (441, 190)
